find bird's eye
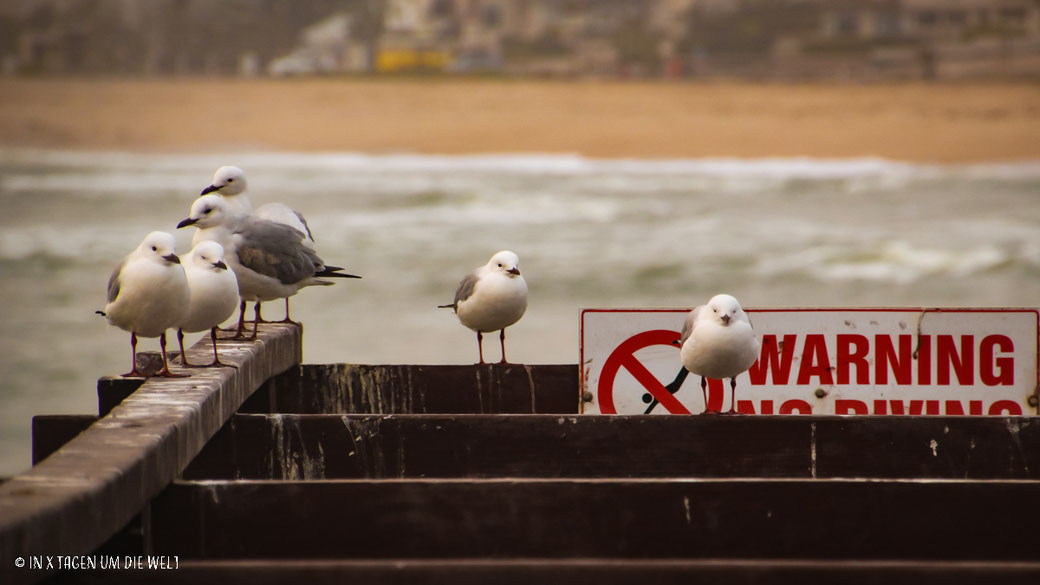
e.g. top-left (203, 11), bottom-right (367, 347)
top-left (204, 208), bottom-right (212, 214)
top-left (227, 178), bottom-right (234, 183)
top-left (498, 263), bottom-right (503, 268)
top-left (151, 246), bottom-right (157, 251)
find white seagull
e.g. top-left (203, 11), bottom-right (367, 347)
top-left (440, 250), bottom-right (528, 364)
top-left (177, 241), bottom-right (240, 367)
top-left (99, 231), bottom-right (190, 377)
top-left (657, 294), bottom-right (760, 414)
top-left (176, 195), bottom-right (359, 339)
top-left (200, 165), bottom-right (320, 322)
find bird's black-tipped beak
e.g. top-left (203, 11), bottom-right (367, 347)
top-left (721, 314), bottom-right (731, 325)
top-left (201, 184), bottom-right (221, 196)
top-left (508, 267), bottom-right (521, 276)
top-left (176, 217), bottom-right (198, 229)
top-left (214, 260), bottom-right (228, 270)
top-left (164, 253), bottom-right (181, 264)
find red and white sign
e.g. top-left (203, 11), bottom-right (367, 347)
top-left (580, 308), bottom-right (1039, 416)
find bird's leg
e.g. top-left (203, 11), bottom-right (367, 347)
top-left (643, 367), bottom-right (689, 414)
top-left (156, 331), bottom-right (187, 378)
top-left (701, 376), bottom-right (719, 415)
top-left (498, 328), bottom-right (509, 364)
top-left (278, 297), bottom-right (301, 326)
top-left (223, 301), bottom-right (249, 338)
top-left (725, 377), bottom-right (738, 414)
top-left (476, 331), bottom-right (485, 365)
top-left (177, 328), bottom-right (195, 367)
top-left (205, 327), bottom-right (237, 368)
top-left (121, 332), bottom-right (145, 377)
top-left (254, 302), bottom-right (268, 324)
top-left (249, 302), bottom-right (261, 340)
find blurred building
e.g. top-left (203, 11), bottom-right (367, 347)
top-left (3, 0), bottom-right (1039, 80)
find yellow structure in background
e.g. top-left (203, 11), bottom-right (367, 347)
top-left (376, 49), bottom-right (452, 73)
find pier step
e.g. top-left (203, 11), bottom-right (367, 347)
top-left (241, 364), bottom-right (580, 414)
top-left (150, 477), bottom-right (1038, 561)
top-left (179, 413), bottom-right (1040, 480)
top-left (26, 358), bottom-right (1040, 584)
top-left (49, 558), bottom-right (1040, 584)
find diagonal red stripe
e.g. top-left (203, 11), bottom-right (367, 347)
top-left (620, 354), bottom-right (691, 415)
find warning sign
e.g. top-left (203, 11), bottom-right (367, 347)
top-left (580, 308), bottom-right (1040, 416)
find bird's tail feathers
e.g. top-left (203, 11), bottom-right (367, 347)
top-left (301, 277), bottom-right (335, 287)
top-left (316, 266), bottom-right (362, 279)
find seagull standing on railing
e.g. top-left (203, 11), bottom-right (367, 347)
top-left (177, 195), bottom-right (360, 340)
top-left (440, 250), bottom-right (528, 365)
top-left (199, 165), bottom-right (322, 322)
top-left (99, 231), bottom-right (190, 377)
top-left (176, 240), bottom-right (240, 367)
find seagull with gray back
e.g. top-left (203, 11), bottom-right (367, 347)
top-left (440, 251), bottom-right (528, 364)
top-left (177, 195), bottom-right (360, 340)
top-left (648, 294), bottom-right (760, 414)
top-left (177, 240), bottom-right (240, 367)
top-left (99, 231), bottom-right (190, 377)
top-left (200, 165), bottom-right (329, 322)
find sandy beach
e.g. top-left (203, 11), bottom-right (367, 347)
top-left (1, 78), bottom-right (1038, 162)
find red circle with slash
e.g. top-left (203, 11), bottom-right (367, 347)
top-left (597, 329), bottom-right (725, 414)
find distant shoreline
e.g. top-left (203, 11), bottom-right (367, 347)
top-left (1, 78), bottom-right (1038, 163)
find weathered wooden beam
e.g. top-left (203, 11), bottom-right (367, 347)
top-left (97, 377), bottom-right (145, 417)
top-left (37, 558), bottom-right (1040, 585)
top-left (242, 364), bottom-right (579, 414)
top-left (31, 415), bottom-right (97, 465)
top-left (151, 478), bottom-right (1038, 560)
top-left (0, 324), bottom-right (302, 585)
top-left (181, 414), bottom-right (1040, 481)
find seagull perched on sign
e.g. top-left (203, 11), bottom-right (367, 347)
top-left (99, 231), bottom-right (190, 378)
top-left (652, 294), bottom-right (760, 414)
top-left (176, 195), bottom-right (360, 339)
top-left (439, 250), bottom-right (528, 364)
top-left (176, 240), bottom-right (240, 368)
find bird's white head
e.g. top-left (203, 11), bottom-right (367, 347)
top-left (487, 250), bottom-right (522, 278)
top-left (138, 231), bottom-right (180, 266)
top-left (201, 165), bottom-right (247, 197)
top-left (705, 293), bottom-right (747, 327)
top-left (178, 194), bottom-right (232, 230)
top-left (190, 240), bottom-right (228, 272)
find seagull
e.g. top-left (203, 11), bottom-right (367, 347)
top-left (199, 165), bottom-right (253, 218)
top-left (176, 195), bottom-right (360, 339)
top-left (99, 231), bottom-right (190, 377)
top-left (177, 240), bottom-right (240, 367)
top-left (651, 294), bottom-right (760, 414)
top-left (439, 251), bottom-right (528, 364)
top-left (200, 166), bottom-right (322, 322)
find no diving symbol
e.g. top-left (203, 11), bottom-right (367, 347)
top-left (597, 329), bottom-right (725, 415)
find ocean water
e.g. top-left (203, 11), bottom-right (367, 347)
top-left (1, 148), bottom-right (1038, 475)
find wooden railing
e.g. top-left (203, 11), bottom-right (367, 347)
top-left (0, 324), bottom-right (302, 585)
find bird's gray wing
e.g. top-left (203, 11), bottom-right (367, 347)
top-left (446, 271), bottom-right (480, 310)
top-left (106, 259), bottom-right (126, 303)
top-left (679, 306), bottom-right (700, 345)
top-left (294, 210), bottom-right (316, 242)
top-left (234, 218), bottom-right (319, 285)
